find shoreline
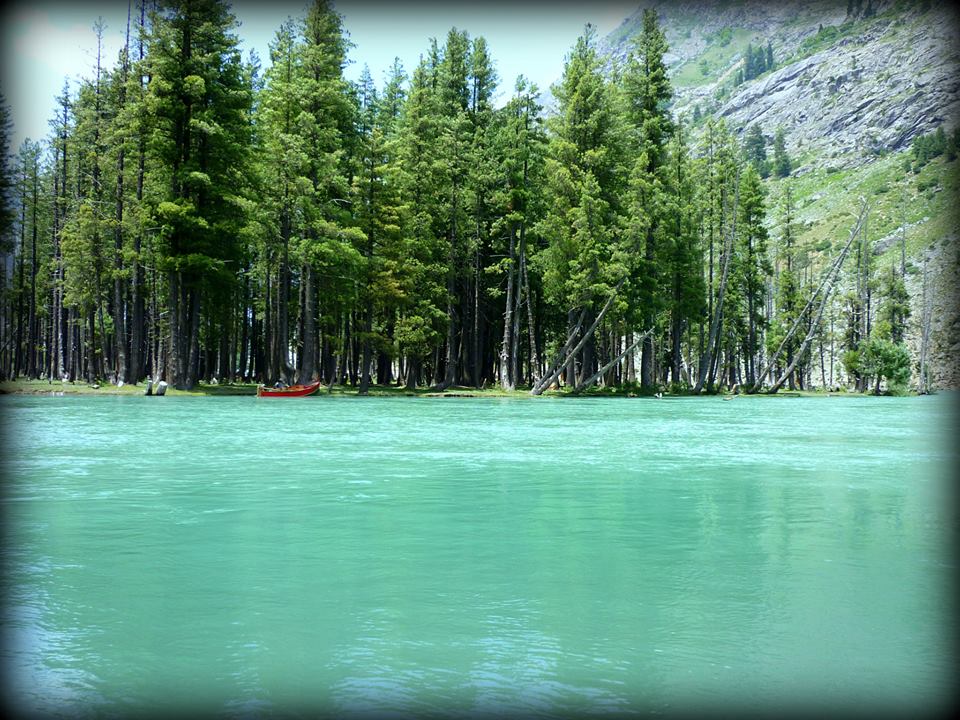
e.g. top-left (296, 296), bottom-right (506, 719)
top-left (0, 379), bottom-right (920, 399)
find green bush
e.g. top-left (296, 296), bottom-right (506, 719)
top-left (860, 337), bottom-right (911, 392)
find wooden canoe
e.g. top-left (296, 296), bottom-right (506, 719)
top-left (256, 380), bottom-right (322, 398)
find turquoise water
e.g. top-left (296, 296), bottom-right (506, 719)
top-left (1, 394), bottom-right (955, 717)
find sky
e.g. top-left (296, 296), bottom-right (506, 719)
top-left (0, 0), bottom-right (638, 152)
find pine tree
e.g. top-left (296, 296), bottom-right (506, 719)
top-left (538, 24), bottom-right (622, 391)
top-left (394, 52), bottom-right (447, 389)
top-left (877, 264), bottom-right (910, 345)
top-left (770, 182), bottom-right (801, 389)
top-left (0, 95), bottom-right (14, 253)
top-left (0, 95), bottom-right (14, 379)
top-left (754, 45), bottom-right (767, 76)
top-left (744, 42), bottom-right (755, 80)
top-left (736, 164), bottom-right (771, 386)
top-left (773, 126), bottom-right (792, 178)
top-left (665, 115), bottom-right (704, 387)
top-left (622, 9), bottom-right (673, 388)
top-left (146, 0), bottom-right (253, 389)
top-left (742, 123), bottom-right (768, 178)
top-left (256, 17), bottom-right (308, 385)
top-left (297, 0), bottom-right (362, 385)
top-left (494, 76), bottom-right (544, 390)
top-left (465, 34), bottom-right (499, 387)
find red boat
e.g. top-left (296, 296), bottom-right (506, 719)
top-left (256, 380), bottom-right (322, 398)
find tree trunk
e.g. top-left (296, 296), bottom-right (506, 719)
top-left (531, 279), bottom-right (624, 396)
top-left (499, 227), bottom-right (517, 390)
top-left (522, 253), bottom-right (540, 385)
top-left (186, 286), bottom-right (201, 389)
top-left (754, 201), bottom-right (866, 393)
top-left (299, 263), bottom-right (317, 384)
top-left (434, 288), bottom-right (459, 392)
top-left (359, 303), bottom-right (373, 394)
top-left (695, 216), bottom-right (734, 393)
top-left (14, 178), bottom-right (26, 377)
top-left (405, 355), bottom-right (419, 390)
top-left (27, 165), bottom-right (38, 377)
top-left (576, 329), bottom-right (651, 393)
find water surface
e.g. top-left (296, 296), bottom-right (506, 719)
top-left (1, 394), bottom-right (955, 717)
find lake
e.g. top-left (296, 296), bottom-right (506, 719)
top-left (1, 393), bottom-right (955, 717)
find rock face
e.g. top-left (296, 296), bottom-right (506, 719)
top-left (905, 235), bottom-right (960, 392)
top-left (603, 0), bottom-right (960, 171)
top-left (718, 16), bottom-right (960, 170)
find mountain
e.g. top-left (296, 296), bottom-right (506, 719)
top-left (602, 0), bottom-right (959, 389)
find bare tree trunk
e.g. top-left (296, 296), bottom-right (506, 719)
top-left (499, 227), bottom-right (516, 390)
top-left (168, 271), bottom-right (180, 385)
top-left (28, 160), bottom-right (39, 377)
top-left (532, 278), bottom-right (625, 396)
top-left (186, 286), bottom-right (201, 389)
top-left (576, 329), bottom-right (652, 393)
top-left (918, 255), bottom-right (931, 394)
top-left (564, 309), bottom-right (578, 388)
top-left (521, 250), bottom-right (539, 386)
top-left (299, 264), bottom-right (317, 384)
top-left (359, 304), bottom-right (373, 394)
top-left (434, 291), bottom-right (459, 392)
top-left (754, 201), bottom-right (867, 393)
top-left (405, 355), bottom-right (419, 391)
top-left (14, 169), bottom-right (26, 377)
top-left (695, 201), bottom-right (735, 394)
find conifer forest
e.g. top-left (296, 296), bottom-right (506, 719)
top-left (0, 0), bottom-right (939, 395)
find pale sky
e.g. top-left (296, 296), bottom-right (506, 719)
top-left (0, 0), bottom-right (638, 153)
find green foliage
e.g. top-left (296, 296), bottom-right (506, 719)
top-left (742, 41), bottom-right (768, 81)
top-left (857, 337), bottom-right (910, 392)
top-left (619, 10), bottom-right (674, 335)
top-left (147, 0), bottom-right (253, 291)
top-left (798, 22), bottom-right (856, 57)
top-left (911, 126), bottom-right (950, 170)
top-left (6, 0), bottom-right (928, 396)
top-left (769, 183), bottom-right (802, 366)
top-left (0, 94), bottom-right (14, 254)
top-left (742, 124), bottom-right (769, 178)
top-left (710, 27), bottom-right (734, 47)
top-left (541, 24), bottom-right (623, 314)
top-left (877, 265), bottom-right (910, 343)
top-left (773, 126), bottom-right (792, 178)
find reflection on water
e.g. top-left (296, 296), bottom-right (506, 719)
top-left (1, 393), bottom-right (955, 716)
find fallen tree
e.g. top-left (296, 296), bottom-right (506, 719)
top-left (573, 327), bottom-right (652, 393)
top-left (750, 199), bottom-right (868, 394)
top-left (530, 277), bottom-right (626, 396)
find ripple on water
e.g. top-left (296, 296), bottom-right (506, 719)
top-left (0, 393), bottom-right (955, 716)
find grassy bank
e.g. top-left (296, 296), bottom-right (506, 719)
top-left (1, 378), bottom-right (893, 399)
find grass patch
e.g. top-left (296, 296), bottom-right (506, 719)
top-left (766, 150), bottom-right (958, 273)
top-left (672, 27), bottom-right (755, 88)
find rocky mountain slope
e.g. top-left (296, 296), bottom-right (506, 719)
top-left (602, 0), bottom-right (959, 389)
top-left (604, 0), bottom-right (959, 169)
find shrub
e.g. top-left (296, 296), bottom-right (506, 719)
top-left (860, 337), bottom-right (911, 393)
